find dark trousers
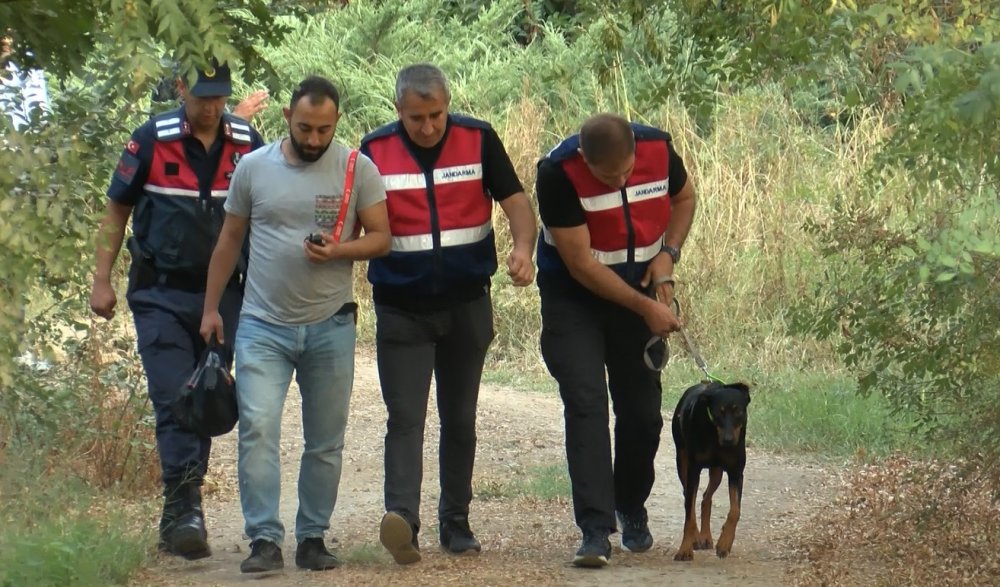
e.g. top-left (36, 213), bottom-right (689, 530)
top-left (539, 286), bottom-right (664, 534)
top-left (376, 293), bottom-right (495, 533)
top-left (129, 284), bottom-right (242, 489)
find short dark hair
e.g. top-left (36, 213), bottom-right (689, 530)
top-left (579, 113), bottom-right (636, 166)
top-left (290, 76), bottom-right (341, 110)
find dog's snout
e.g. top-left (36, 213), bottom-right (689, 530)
top-left (716, 424), bottom-right (741, 447)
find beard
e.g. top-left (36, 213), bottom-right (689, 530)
top-left (288, 130), bottom-right (331, 163)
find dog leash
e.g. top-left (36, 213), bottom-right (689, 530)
top-left (643, 297), bottom-right (726, 384)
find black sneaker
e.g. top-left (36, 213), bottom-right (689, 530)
top-left (440, 518), bottom-right (482, 555)
top-left (161, 511), bottom-right (211, 560)
top-left (617, 510), bottom-right (654, 553)
top-left (240, 539), bottom-right (284, 573)
top-left (295, 537), bottom-right (341, 571)
top-left (573, 531), bottom-right (611, 568)
top-left (379, 511), bottom-right (421, 565)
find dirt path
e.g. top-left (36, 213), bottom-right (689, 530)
top-left (135, 351), bottom-right (834, 586)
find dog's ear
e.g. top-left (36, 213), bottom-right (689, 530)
top-left (730, 382), bottom-right (751, 404)
top-left (688, 388), bottom-right (712, 420)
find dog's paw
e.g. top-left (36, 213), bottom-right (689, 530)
top-left (673, 549), bottom-right (694, 562)
top-left (716, 532), bottom-right (735, 558)
top-left (693, 537), bottom-right (713, 550)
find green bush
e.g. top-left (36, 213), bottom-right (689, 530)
top-left (0, 453), bottom-right (151, 587)
top-left (791, 16), bottom-right (1000, 478)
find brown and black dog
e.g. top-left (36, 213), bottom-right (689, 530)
top-left (671, 381), bottom-right (751, 561)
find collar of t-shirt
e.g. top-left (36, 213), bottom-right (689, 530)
top-left (398, 120), bottom-right (450, 172)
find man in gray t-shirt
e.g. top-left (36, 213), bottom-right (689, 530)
top-left (226, 131), bottom-right (383, 325)
top-left (200, 76), bottom-right (390, 574)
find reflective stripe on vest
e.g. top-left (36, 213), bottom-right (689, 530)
top-left (393, 220), bottom-right (493, 252)
top-left (541, 226), bottom-right (662, 265)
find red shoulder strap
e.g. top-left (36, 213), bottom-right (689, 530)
top-left (332, 149), bottom-right (359, 243)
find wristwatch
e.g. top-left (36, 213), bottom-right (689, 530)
top-left (660, 244), bottom-right (681, 264)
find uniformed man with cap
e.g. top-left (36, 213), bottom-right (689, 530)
top-left (89, 60), bottom-right (265, 560)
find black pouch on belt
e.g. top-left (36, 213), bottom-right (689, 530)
top-left (336, 302), bottom-right (359, 325)
top-left (126, 236), bottom-right (158, 294)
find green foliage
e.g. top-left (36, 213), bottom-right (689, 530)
top-left (0, 453), bottom-right (152, 587)
top-left (0, 0), bottom-right (327, 86)
top-left (0, 0), bottom-right (317, 401)
top-left (0, 1), bottom-right (101, 78)
top-left (791, 10), bottom-right (1000, 477)
top-left (0, 2), bottom-right (318, 577)
top-left (257, 0), bottom-right (751, 141)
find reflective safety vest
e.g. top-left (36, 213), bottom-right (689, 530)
top-left (361, 115), bottom-right (497, 293)
top-left (537, 123), bottom-right (673, 286)
top-left (131, 111), bottom-right (254, 274)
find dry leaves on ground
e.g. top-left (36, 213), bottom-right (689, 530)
top-left (791, 455), bottom-right (1000, 586)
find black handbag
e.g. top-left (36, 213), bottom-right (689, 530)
top-left (171, 335), bottom-right (239, 437)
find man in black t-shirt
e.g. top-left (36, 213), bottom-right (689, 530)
top-left (535, 113), bottom-right (695, 568)
top-left (360, 63), bottom-right (537, 564)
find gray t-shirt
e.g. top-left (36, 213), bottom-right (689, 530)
top-left (225, 139), bottom-right (386, 325)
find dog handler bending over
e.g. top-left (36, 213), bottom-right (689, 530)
top-left (535, 113), bottom-right (695, 567)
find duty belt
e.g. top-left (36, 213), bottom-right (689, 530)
top-left (152, 270), bottom-right (243, 293)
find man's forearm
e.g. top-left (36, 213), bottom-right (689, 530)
top-left (502, 193), bottom-right (538, 253)
top-left (566, 257), bottom-right (654, 316)
top-left (203, 241), bottom-right (241, 313)
top-left (94, 202), bottom-right (131, 280)
top-left (333, 229), bottom-right (391, 261)
top-left (664, 183), bottom-right (696, 249)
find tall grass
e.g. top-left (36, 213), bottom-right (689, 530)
top-left (244, 0), bottom-right (916, 461)
top-left (0, 298), bottom-right (159, 585)
top-left (2, 8), bottom-right (924, 583)
top-left (0, 451), bottom-right (153, 587)
top-left (250, 2), bottom-right (895, 374)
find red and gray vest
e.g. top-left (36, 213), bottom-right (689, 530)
top-left (537, 123), bottom-right (673, 286)
top-left (130, 110), bottom-right (254, 274)
top-left (361, 115), bottom-right (498, 293)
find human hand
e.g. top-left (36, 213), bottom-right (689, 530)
top-left (641, 296), bottom-right (682, 338)
top-left (199, 310), bottom-right (225, 344)
top-left (640, 252), bottom-right (675, 306)
top-left (233, 89), bottom-right (269, 120)
top-left (89, 278), bottom-right (117, 320)
top-left (303, 232), bottom-right (342, 263)
top-left (506, 248), bottom-right (534, 287)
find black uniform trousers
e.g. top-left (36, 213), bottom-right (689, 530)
top-left (539, 283), bottom-right (664, 534)
top-left (128, 281), bottom-right (242, 489)
top-left (376, 292), bottom-right (495, 533)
